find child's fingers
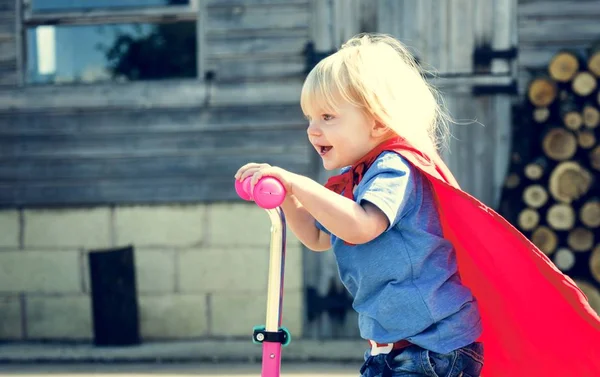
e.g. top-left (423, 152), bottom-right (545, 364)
top-left (235, 163), bottom-right (270, 180)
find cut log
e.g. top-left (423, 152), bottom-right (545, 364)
top-left (590, 146), bottom-right (600, 171)
top-left (528, 76), bottom-right (557, 106)
top-left (574, 279), bottom-right (600, 315)
top-left (591, 244), bottom-right (600, 284)
top-left (518, 208), bottom-right (540, 231)
top-left (580, 199), bottom-right (600, 228)
top-left (588, 43), bottom-right (600, 77)
top-left (548, 161), bottom-right (593, 203)
top-left (522, 184), bottom-right (549, 208)
top-left (553, 247), bottom-right (575, 271)
top-left (567, 227), bottom-right (594, 252)
top-left (531, 226), bottom-right (558, 255)
top-left (583, 104), bottom-right (599, 128)
top-left (504, 173), bottom-right (520, 189)
top-left (533, 107), bottom-right (550, 123)
top-left (524, 157), bottom-right (548, 180)
top-left (572, 71), bottom-right (597, 97)
top-left (548, 50), bottom-right (580, 82)
top-left (577, 129), bottom-right (596, 149)
top-left (541, 128), bottom-right (577, 160)
top-left (546, 203), bottom-right (575, 230)
top-left (560, 97), bottom-right (583, 130)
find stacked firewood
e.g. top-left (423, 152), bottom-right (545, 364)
top-left (500, 44), bottom-right (600, 312)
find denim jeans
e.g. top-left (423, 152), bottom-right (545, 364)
top-left (359, 342), bottom-right (484, 377)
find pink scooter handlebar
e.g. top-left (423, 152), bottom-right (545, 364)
top-left (235, 176), bottom-right (286, 209)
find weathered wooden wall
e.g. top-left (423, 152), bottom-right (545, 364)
top-left (0, 0), bottom-right (314, 208)
top-left (205, 0), bottom-right (309, 82)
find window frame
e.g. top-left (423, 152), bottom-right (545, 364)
top-left (17, 0), bottom-right (206, 86)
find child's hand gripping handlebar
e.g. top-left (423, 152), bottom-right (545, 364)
top-left (235, 176), bottom-right (286, 209)
top-left (234, 175), bottom-right (290, 377)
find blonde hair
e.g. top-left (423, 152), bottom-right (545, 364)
top-left (300, 33), bottom-right (451, 161)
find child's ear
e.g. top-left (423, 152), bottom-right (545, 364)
top-left (371, 120), bottom-right (390, 137)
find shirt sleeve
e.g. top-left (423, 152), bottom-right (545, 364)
top-left (355, 152), bottom-right (415, 231)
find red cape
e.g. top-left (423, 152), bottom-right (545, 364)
top-left (325, 138), bottom-right (600, 376)
top-left (396, 145), bottom-right (600, 376)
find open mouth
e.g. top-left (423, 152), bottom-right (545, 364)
top-left (318, 145), bottom-right (333, 156)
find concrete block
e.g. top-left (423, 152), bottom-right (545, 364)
top-left (114, 205), bottom-right (205, 247)
top-left (207, 203), bottom-right (271, 246)
top-left (26, 295), bottom-right (92, 340)
top-left (0, 251), bottom-right (80, 293)
top-left (208, 203), bottom-right (303, 248)
top-left (0, 296), bottom-right (22, 339)
top-left (82, 249), bottom-right (175, 294)
top-left (24, 208), bottom-right (110, 248)
top-left (211, 290), bottom-right (303, 337)
top-left (179, 246), bottom-right (302, 293)
top-left (139, 294), bottom-right (207, 339)
top-left (134, 250), bottom-right (176, 293)
top-left (0, 211), bottom-right (19, 248)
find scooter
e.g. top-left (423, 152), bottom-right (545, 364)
top-left (235, 177), bottom-right (291, 377)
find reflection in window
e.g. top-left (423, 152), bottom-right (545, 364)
top-left (26, 22), bottom-right (197, 84)
top-left (31, 0), bottom-right (189, 12)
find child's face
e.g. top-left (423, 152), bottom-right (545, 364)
top-left (306, 102), bottom-right (382, 170)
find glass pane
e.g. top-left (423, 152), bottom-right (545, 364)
top-left (31, 0), bottom-right (189, 12)
top-left (26, 22), bottom-right (197, 84)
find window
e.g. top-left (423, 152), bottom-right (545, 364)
top-left (22, 0), bottom-right (202, 85)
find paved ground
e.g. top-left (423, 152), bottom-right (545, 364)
top-left (0, 363), bottom-right (359, 376)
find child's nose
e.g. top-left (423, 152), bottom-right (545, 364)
top-left (307, 122), bottom-right (322, 136)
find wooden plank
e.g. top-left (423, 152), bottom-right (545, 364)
top-left (426, 0), bottom-right (449, 72)
top-left (0, 39), bottom-right (16, 62)
top-left (0, 79), bottom-right (306, 111)
top-left (0, 0), bottom-right (15, 12)
top-left (491, 0), bottom-right (516, 74)
top-left (206, 0), bottom-right (308, 6)
top-left (0, 129), bottom-right (310, 158)
top-left (0, 80), bottom-right (207, 111)
top-left (518, 18), bottom-right (600, 44)
top-left (1, 178), bottom-right (244, 207)
top-left (492, 95), bottom-right (512, 208)
top-left (0, 13), bottom-right (14, 35)
top-left (376, 0), bottom-right (401, 38)
top-left (196, 0), bottom-right (207, 83)
top-left (0, 105), bottom-right (305, 135)
top-left (207, 4), bottom-right (309, 33)
top-left (24, 6), bottom-right (197, 26)
top-left (397, 0), bottom-right (419, 55)
top-left (206, 35), bottom-right (307, 58)
top-left (447, 0), bottom-right (475, 73)
top-left (206, 56), bottom-right (305, 81)
top-left (309, 0), bottom-right (335, 52)
top-left (429, 74), bottom-right (514, 93)
top-left (0, 147), bottom-right (311, 182)
top-left (519, 1), bottom-right (600, 18)
top-left (1, 175), bottom-right (300, 207)
top-left (0, 70), bottom-right (17, 86)
top-left (210, 78), bottom-right (303, 106)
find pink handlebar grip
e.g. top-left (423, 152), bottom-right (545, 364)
top-left (234, 177), bottom-right (286, 209)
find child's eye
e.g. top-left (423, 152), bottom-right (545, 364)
top-left (322, 114), bottom-right (334, 121)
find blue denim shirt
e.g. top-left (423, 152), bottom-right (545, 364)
top-left (317, 151), bottom-right (482, 354)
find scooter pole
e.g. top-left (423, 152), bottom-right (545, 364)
top-left (234, 177), bottom-right (291, 377)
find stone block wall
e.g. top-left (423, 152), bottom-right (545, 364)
top-left (0, 204), bottom-right (304, 341)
